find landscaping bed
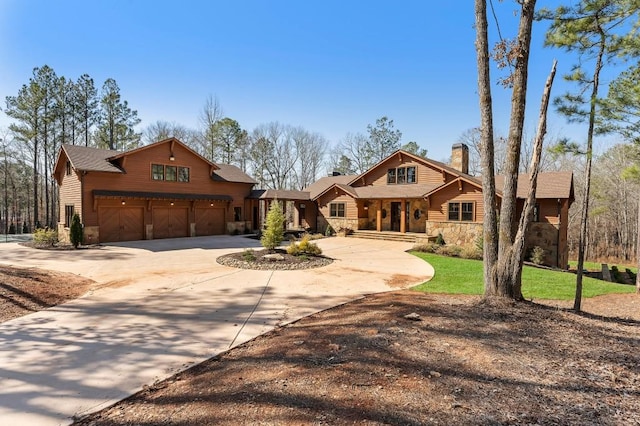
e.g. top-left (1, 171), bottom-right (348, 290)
top-left (216, 248), bottom-right (332, 271)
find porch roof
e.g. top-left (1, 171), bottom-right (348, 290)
top-left (352, 183), bottom-right (440, 199)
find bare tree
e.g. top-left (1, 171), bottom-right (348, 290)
top-left (291, 128), bottom-right (326, 189)
top-left (199, 94), bottom-right (223, 162)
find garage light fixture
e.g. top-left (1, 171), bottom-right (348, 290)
top-left (210, 202), bottom-right (214, 207)
top-left (121, 200), bottom-right (126, 205)
top-left (170, 201), bottom-right (174, 206)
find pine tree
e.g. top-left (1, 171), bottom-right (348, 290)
top-left (70, 213), bottom-right (83, 248)
top-left (261, 199), bottom-right (285, 251)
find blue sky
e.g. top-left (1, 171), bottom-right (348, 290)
top-left (0, 0), bottom-right (621, 162)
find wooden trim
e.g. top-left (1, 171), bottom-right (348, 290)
top-left (147, 200), bottom-right (152, 211)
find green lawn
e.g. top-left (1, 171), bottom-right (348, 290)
top-left (568, 260), bottom-right (637, 273)
top-left (412, 252), bottom-right (636, 300)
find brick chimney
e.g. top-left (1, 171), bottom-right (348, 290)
top-left (450, 143), bottom-right (469, 174)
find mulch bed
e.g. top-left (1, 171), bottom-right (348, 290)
top-left (216, 248), bottom-right (333, 270)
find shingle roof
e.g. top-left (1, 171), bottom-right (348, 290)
top-left (213, 164), bottom-right (257, 184)
top-left (495, 171), bottom-right (574, 199)
top-left (304, 175), bottom-right (358, 199)
top-left (62, 144), bottom-right (123, 173)
top-left (248, 189), bottom-right (311, 200)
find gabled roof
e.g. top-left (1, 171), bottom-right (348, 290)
top-left (57, 144), bottom-right (123, 173)
top-left (423, 176), bottom-right (484, 199)
top-left (495, 171), bottom-right (574, 199)
top-left (347, 149), bottom-right (474, 186)
top-left (304, 175), bottom-right (357, 199)
top-left (213, 164), bottom-right (257, 184)
top-left (108, 137), bottom-right (220, 170)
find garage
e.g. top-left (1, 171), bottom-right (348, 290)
top-left (99, 207), bottom-right (145, 243)
top-left (195, 207), bottom-right (226, 235)
top-left (152, 207), bottom-right (189, 239)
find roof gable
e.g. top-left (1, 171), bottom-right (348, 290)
top-left (347, 149), bottom-right (473, 186)
top-left (108, 138), bottom-right (220, 170)
top-left (304, 175), bottom-right (357, 199)
top-left (54, 144), bottom-right (123, 177)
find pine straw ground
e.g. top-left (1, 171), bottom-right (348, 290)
top-left (1, 266), bottom-right (639, 425)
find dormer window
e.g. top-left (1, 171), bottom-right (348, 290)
top-left (66, 161), bottom-right (72, 176)
top-left (387, 166), bottom-right (416, 184)
top-left (151, 164), bottom-right (190, 182)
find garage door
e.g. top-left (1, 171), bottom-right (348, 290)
top-left (152, 207), bottom-right (189, 239)
top-left (99, 207), bottom-right (144, 243)
top-left (195, 207), bottom-right (225, 236)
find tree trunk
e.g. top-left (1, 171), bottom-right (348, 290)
top-left (574, 36), bottom-right (605, 312)
top-left (509, 60), bottom-right (557, 297)
top-left (492, 0), bottom-right (536, 300)
top-left (474, 0), bottom-right (499, 294)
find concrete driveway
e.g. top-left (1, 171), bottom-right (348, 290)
top-left (0, 236), bottom-right (433, 425)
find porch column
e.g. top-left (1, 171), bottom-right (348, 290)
top-left (376, 200), bottom-right (382, 232)
top-left (400, 199), bottom-right (406, 233)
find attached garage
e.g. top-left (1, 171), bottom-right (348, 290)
top-left (195, 207), bottom-right (226, 236)
top-left (152, 207), bottom-right (189, 239)
top-left (99, 207), bottom-right (145, 243)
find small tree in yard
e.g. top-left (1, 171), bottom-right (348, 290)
top-left (70, 213), bottom-right (83, 248)
top-left (261, 199), bottom-right (284, 251)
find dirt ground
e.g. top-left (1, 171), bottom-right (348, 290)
top-left (2, 266), bottom-right (639, 425)
top-left (0, 265), bottom-right (94, 322)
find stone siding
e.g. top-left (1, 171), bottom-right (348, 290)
top-left (525, 222), bottom-right (560, 267)
top-left (425, 221), bottom-right (483, 247)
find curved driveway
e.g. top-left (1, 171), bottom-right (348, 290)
top-left (0, 236), bottom-right (433, 425)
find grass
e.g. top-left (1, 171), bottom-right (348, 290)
top-left (568, 260), bottom-right (637, 273)
top-left (412, 251), bottom-right (636, 300)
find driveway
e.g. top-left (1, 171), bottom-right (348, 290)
top-left (0, 236), bottom-right (434, 425)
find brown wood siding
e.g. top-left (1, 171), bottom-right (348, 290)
top-left (427, 181), bottom-right (484, 222)
top-left (80, 171), bottom-right (252, 229)
top-left (352, 155), bottom-right (448, 187)
top-left (317, 191), bottom-right (357, 220)
top-left (59, 167), bottom-right (82, 224)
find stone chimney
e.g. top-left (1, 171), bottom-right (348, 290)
top-left (451, 143), bottom-right (469, 174)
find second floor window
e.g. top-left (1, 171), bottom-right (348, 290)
top-left (152, 164), bottom-right (190, 182)
top-left (387, 166), bottom-right (416, 184)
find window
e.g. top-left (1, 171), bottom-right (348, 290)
top-left (397, 167), bottom-right (406, 184)
top-left (448, 202), bottom-right (474, 221)
top-left (165, 166), bottom-right (177, 181)
top-left (64, 205), bottom-right (74, 227)
top-left (178, 167), bottom-right (190, 182)
top-left (387, 166), bottom-right (416, 184)
top-left (533, 204), bottom-right (540, 222)
top-left (387, 168), bottom-right (396, 184)
top-left (448, 203), bottom-right (460, 221)
top-left (330, 203), bottom-right (345, 217)
top-left (461, 202), bottom-right (473, 221)
top-left (234, 207), bottom-right (242, 221)
top-left (407, 166), bottom-right (416, 183)
top-left (65, 161), bottom-right (72, 176)
top-left (152, 164), bottom-right (189, 182)
top-left (152, 164), bottom-right (164, 180)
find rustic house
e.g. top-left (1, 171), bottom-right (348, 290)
top-left (54, 139), bottom-right (573, 268)
top-left (54, 138), bottom-right (256, 243)
top-left (298, 144), bottom-right (574, 268)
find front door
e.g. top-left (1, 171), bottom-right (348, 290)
top-left (391, 202), bottom-right (401, 232)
